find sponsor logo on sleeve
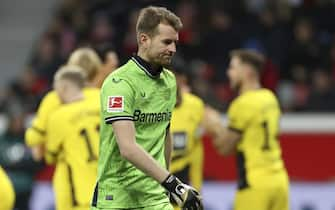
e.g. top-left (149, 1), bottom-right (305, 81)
top-left (107, 96), bottom-right (124, 112)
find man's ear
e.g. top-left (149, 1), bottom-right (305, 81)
top-left (139, 33), bottom-right (150, 48)
top-left (61, 80), bottom-right (70, 93)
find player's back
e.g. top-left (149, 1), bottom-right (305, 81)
top-left (228, 88), bottom-right (287, 188)
top-left (25, 87), bottom-right (100, 146)
top-left (55, 98), bottom-right (100, 176)
top-left (46, 97), bottom-right (100, 209)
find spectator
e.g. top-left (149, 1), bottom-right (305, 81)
top-left (287, 18), bottom-right (321, 79)
top-left (201, 8), bottom-right (242, 82)
top-left (29, 33), bottom-right (64, 84)
top-left (0, 114), bottom-right (41, 210)
top-left (306, 69), bottom-right (335, 112)
top-left (93, 44), bottom-right (120, 87)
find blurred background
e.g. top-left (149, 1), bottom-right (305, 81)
top-left (0, 0), bottom-right (334, 209)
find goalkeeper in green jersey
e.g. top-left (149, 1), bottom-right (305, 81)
top-left (91, 6), bottom-right (203, 210)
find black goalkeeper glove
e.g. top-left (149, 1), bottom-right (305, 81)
top-left (161, 174), bottom-right (203, 210)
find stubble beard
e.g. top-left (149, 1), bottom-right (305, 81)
top-left (155, 54), bottom-right (173, 68)
top-left (231, 80), bottom-right (242, 93)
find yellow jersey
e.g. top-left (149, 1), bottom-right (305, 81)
top-left (0, 166), bottom-right (15, 210)
top-left (227, 88), bottom-right (287, 189)
top-left (45, 97), bottom-right (100, 210)
top-left (170, 92), bottom-right (205, 190)
top-left (25, 87), bottom-right (100, 146)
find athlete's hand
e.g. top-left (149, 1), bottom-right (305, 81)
top-left (162, 174), bottom-right (203, 210)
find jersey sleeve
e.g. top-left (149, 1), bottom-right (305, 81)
top-left (227, 99), bottom-right (253, 133)
top-left (44, 112), bottom-right (65, 164)
top-left (101, 76), bottom-right (135, 124)
top-left (25, 91), bottom-right (61, 146)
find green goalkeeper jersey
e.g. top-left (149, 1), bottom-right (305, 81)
top-left (92, 56), bottom-right (177, 209)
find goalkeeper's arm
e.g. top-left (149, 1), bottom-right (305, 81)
top-left (112, 120), bottom-right (203, 209)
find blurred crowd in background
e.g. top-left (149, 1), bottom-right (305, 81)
top-left (1, 0), bottom-right (335, 209)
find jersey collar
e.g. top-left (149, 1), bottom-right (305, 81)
top-left (131, 55), bottom-right (163, 78)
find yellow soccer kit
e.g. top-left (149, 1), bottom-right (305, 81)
top-left (170, 92), bottom-right (205, 191)
top-left (45, 97), bottom-right (100, 210)
top-left (227, 88), bottom-right (289, 210)
top-left (0, 166), bottom-right (15, 210)
top-left (25, 87), bottom-right (100, 146)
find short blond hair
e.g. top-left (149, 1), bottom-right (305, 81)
top-left (67, 47), bottom-right (102, 81)
top-left (136, 6), bottom-right (182, 39)
top-left (54, 65), bottom-right (87, 89)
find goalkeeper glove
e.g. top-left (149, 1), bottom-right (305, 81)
top-left (161, 174), bottom-right (203, 210)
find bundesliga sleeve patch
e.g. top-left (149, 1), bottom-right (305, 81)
top-left (107, 96), bottom-right (124, 112)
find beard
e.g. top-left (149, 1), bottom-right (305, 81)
top-left (148, 51), bottom-right (173, 68)
top-left (161, 58), bottom-right (172, 68)
top-left (158, 54), bottom-right (173, 67)
top-left (231, 80), bottom-right (242, 92)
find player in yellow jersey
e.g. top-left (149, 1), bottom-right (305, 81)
top-left (0, 165), bottom-right (15, 210)
top-left (25, 47), bottom-right (102, 210)
top-left (212, 49), bottom-right (289, 210)
top-left (170, 67), bottom-right (225, 210)
top-left (45, 66), bottom-right (100, 210)
top-left (25, 47), bottom-right (102, 156)
top-left (171, 90), bottom-right (205, 189)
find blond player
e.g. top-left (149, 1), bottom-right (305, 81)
top-left (25, 47), bottom-right (102, 159)
top-left (45, 66), bottom-right (100, 210)
top-left (91, 6), bottom-right (202, 210)
top-left (25, 47), bottom-right (102, 210)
